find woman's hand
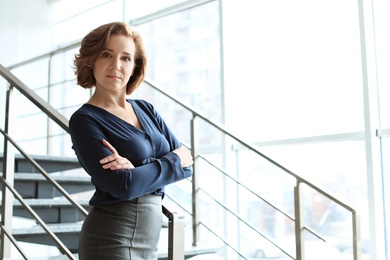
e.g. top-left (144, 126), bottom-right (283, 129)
top-left (100, 139), bottom-right (135, 170)
top-left (172, 146), bottom-right (193, 168)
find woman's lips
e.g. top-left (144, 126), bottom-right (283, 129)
top-left (106, 75), bottom-right (121, 79)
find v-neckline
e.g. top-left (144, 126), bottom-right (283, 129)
top-left (84, 100), bottom-right (145, 131)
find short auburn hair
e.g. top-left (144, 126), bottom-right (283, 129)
top-left (74, 22), bottom-right (147, 95)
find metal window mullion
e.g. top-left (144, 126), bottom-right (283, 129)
top-left (129, 0), bottom-right (215, 26)
top-left (358, 0), bottom-right (386, 259)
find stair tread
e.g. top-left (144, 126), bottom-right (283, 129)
top-left (12, 172), bottom-right (91, 182)
top-left (12, 223), bottom-right (83, 235)
top-left (0, 153), bottom-right (79, 161)
top-left (11, 198), bottom-right (90, 207)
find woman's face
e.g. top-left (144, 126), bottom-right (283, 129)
top-left (93, 34), bottom-right (135, 93)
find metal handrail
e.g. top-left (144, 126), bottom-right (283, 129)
top-left (199, 186), bottom-right (295, 259)
top-left (198, 153), bottom-right (326, 242)
top-left (164, 192), bottom-right (191, 216)
top-left (0, 127), bottom-right (83, 259)
top-left (142, 82), bottom-right (347, 212)
top-left (142, 78), bottom-right (362, 260)
top-left (199, 153), bottom-right (294, 221)
top-left (0, 64), bottom-right (69, 130)
top-left (143, 78), bottom-right (360, 212)
top-left (199, 221), bottom-right (247, 259)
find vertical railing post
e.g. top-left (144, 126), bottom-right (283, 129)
top-left (1, 85), bottom-right (16, 259)
top-left (294, 181), bottom-right (305, 260)
top-left (191, 115), bottom-right (200, 246)
top-left (353, 211), bottom-right (362, 260)
top-left (162, 206), bottom-right (185, 260)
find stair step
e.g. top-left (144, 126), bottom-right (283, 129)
top-left (13, 198), bottom-right (90, 208)
top-left (0, 153), bottom-right (81, 173)
top-left (11, 198), bottom-right (91, 223)
top-left (11, 172), bottom-right (94, 199)
top-left (12, 223), bottom-right (82, 236)
top-left (12, 223), bottom-right (82, 252)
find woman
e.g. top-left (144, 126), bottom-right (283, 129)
top-left (69, 22), bottom-right (193, 259)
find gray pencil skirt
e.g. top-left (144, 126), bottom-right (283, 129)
top-left (78, 195), bottom-right (163, 260)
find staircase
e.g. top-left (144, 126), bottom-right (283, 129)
top-left (0, 153), bottom-right (216, 259)
top-left (0, 154), bottom-right (87, 251)
top-left (1, 62), bottom-right (361, 259)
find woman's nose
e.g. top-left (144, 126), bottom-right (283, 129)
top-left (110, 58), bottom-right (121, 70)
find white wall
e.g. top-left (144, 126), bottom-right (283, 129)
top-left (0, 0), bottom-right (53, 67)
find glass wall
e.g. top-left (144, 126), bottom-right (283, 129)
top-left (374, 0), bottom-right (390, 129)
top-left (222, 0), bottom-right (363, 140)
top-left (52, 0), bottom-right (124, 46)
top-left (221, 0), bottom-right (388, 259)
top-left (129, 0), bottom-right (389, 258)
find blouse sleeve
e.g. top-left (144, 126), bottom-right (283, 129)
top-left (138, 99), bottom-right (193, 177)
top-left (69, 111), bottom-right (192, 201)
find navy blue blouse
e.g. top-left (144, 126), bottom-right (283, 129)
top-left (69, 99), bottom-right (192, 206)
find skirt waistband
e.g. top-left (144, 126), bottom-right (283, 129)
top-left (93, 194), bottom-right (162, 215)
top-left (133, 194), bottom-right (162, 204)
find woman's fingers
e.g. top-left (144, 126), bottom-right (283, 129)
top-left (99, 153), bottom-right (117, 164)
top-left (172, 146), bottom-right (193, 168)
top-left (101, 156), bottom-right (134, 170)
top-left (100, 139), bottom-right (135, 170)
top-left (102, 139), bottom-right (118, 154)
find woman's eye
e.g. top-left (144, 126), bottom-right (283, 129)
top-left (123, 56), bottom-right (131, 62)
top-left (102, 52), bottom-right (111, 58)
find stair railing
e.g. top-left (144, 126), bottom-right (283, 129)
top-left (0, 63), bottom-right (87, 258)
top-left (0, 131), bottom-right (78, 259)
top-left (0, 64), bottom-right (186, 259)
top-left (3, 39), bottom-right (362, 259)
top-left (143, 78), bottom-right (362, 260)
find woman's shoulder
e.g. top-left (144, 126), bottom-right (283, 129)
top-left (129, 99), bottom-right (155, 113)
top-left (71, 104), bottom-right (97, 118)
top-left (69, 104), bottom-right (107, 127)
top-left (130, 99), bottom-right (153, 107)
